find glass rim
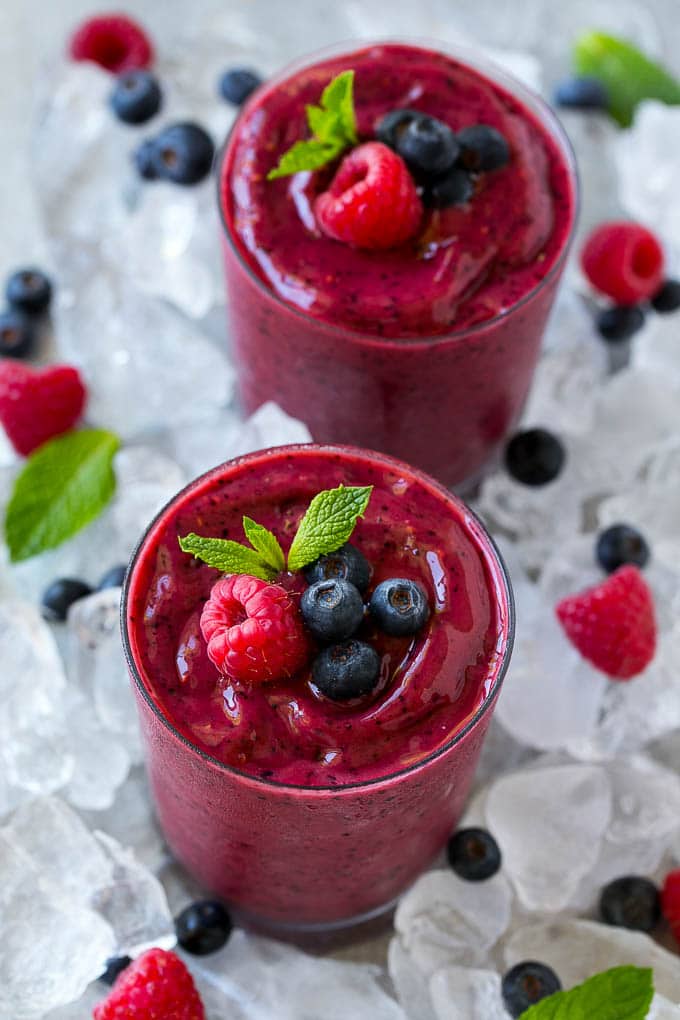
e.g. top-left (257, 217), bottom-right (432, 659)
top-left (121, 442), bottom-right (516, 795)
top-left (215, 38), bottom-right (580, 348)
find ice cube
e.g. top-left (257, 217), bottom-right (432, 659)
top-left (81, 766), bottom-right (167, 873)
top-left (388, 936), bottom-right (438, 1020)
top-left (429, 965), bottom-right (507, 1020)
top-left (62, 693), bottom-right (131, 811)
top-left (616, 102), bottom-right (680, 246)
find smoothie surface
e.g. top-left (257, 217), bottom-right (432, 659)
top-left (222, 43), bottom-right (575, 338)
top-left (126, 447), bottom-right (509, 787)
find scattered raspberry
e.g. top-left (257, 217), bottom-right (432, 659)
top-left (0, 362), bottom-right (86, 456)
top-left (661, 869), bottom-right (680, 944)
top-left (69, 13), bottom-right (153, 73)
top-left (93, 948), bottom-right (204, 1020)
top-left (314, 141), bottom-right (423, 250)
top-left (555, 565), bottom-right (656, 680)
top-left (200, 575), bottom-right (311, 684)
top-left (581, 221), bottom-right (665, 305)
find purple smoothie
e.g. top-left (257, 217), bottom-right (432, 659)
top-left (123, 445), bottom-right (513, 926)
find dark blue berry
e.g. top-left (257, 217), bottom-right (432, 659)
top-left (505, 428), bottom-right (566, 486)
top-left (554, 76), bottom-right (609, 111)
top-left (150, 122), bottom-right (215, 185)
top-left (447, 827), bottom-right (501, 881)
top-left (375, 108), bottom-right (420, 149)
top-left (369, 578), bottom-right (429, 637)
top-left (303, 543), bottom-right (371, 593)
top-left (133, 138), bottom-right (159, 181)
top-left (110, 70), bottom-right (162, 125)
top-left (425, 167), bottom-right (474, 208)
top-left (97, 564), bottom-right (128, 590)
top-left (502, 961), bottom-right (562, 1017)
top-left (5, 268), bottom-right (52, 315)
top-left (597, 304), bottom-right (645, 341)
top-left (0, 309), bottom-right (36, 359)
top-left (301, 578), bottom-right (364, 643)
top-left (396, 114), bottom-right (460, 177)
top-left (456, 124), bottom-right (510, 172)
top-left (175, 899), bottom-right (233, 955)
top-left (99, 955), bottom-right (132, 986)
top-left (596, 524), bottom-right (650, 574)
top-left (312, 640), bottom-right (380, 701)
top-left (218, 68), bottom-right (262, 106)
top-left (600, 876), bottom-right (660, 932)
top-left (41, 578), bottom-right (93, 622)
top-left (651, 279), bottom-right (680, 314)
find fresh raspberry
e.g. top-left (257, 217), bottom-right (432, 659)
top-left (0, 362), bottom-right (87, 456)
top-left (69, 14), bottom-right (153, 73)
top-left (581, 221), bottom-right (665, 305)
top-left (661, 869), bottom-right (680, 944)
top-left (555, 565), bottom-right (656, 680)
top-left (93, 948), bottom-right (204, 1020)
top-left (200, 575), bottom-right (311, 684)
top-left (314, 141), bottom-right (423, 250)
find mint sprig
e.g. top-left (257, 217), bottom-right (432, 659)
top-left (178, 534), bottom-right (277, 582)
top-left (267, 69), bottom-right (358, 180)
top-left (519, 966), bottom-right (654, 1019)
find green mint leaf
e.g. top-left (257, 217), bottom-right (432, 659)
top-left (287, 484), bottom-right (372, 572)
top-left (5, 429), bottom-right (120, 563)
top-left (306, 104), bottom-right (343, 144)
top-left (319, 69), bottom-right (357, 144)
top-left (178, 534), bottom-right (276, 581)
top-left (574, 32), bottom-right (680, 126)
top-left (519, 966), bottom-right (654, 1020)
top-left (242, 516), bottom-right (285, 571)
top-left (267, 139), bottom-right (341, 180)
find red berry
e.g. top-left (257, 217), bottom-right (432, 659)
top-left (200, 575), bottom-right (311, 684)
top-left (93, 948), bottom-right (204, 1020)
top-left (0, 362), bottom-right (87, 456)
top-left (555, 565), bottom-right (656, 680)
top-left (581, 221), bottom-right (665, 305)
top-left (314, 141), bottom-right (423, 250)
top-left (661, 870), bottom-right (680, 944)
top-left (69, 14), bottom-right (153, 74)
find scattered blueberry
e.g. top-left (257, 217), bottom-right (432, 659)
top-left (456, 124), bottom-right (510, 172)
top-left (596, 304), bottom-right (646, 341)
top-left (502, 961), bottom-right (562, 1018)
top-left (301, 578), bottom-right (364, 643)
top-left (0, 309), bottom-right (36, 360)
top-left (41, 578), bottom-right (93, 622)
top-left (303, 542), bottom-right (371, 593)
top-left (98, 563), bottom-right (128, 590)
top-left (99, 955), bottom-right (132, 986)
top-left (5, 268), bottom-right (52, 315)
top-left (651, 278), bottom-right (680, 314)
top-left (553, 76), bottom-right (609, 111)
top-left (504, 428), bottom-right (566, 486)
top-left (151, 122), bottom-right (215, 185)
top-left (425, 167), bottom-right (475, 208)
top-left (312, 639), bottom-right (380, 701)
top-left (596, 524), bottom-right (650, 574)
top-left (396, 113), bottom-right (460, 177)
top-left (369, 578), bottom-right (430, 637)
top-left (110, 70), bottom-right (162, 125)
top-left (175, 899), bottom-right (233, 955)
top-left (600, 876), bottom-right (661, 932)
top-left (447, 827), bottom-right (501, 881)
top-left (218, 67), bottom-right (262, 106)
top-left (375, 108), bottom-right (420, 149)
top-left (133, 138), bottom-right (159, 181)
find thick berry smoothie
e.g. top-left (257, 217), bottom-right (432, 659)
top-left (123, 445), bottom-right (513, 927)
top-left (218, 43), bottom-right (577, 488)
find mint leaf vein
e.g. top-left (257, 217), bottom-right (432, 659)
top-left (242, 516), bottom-right (285, 571)
top-left (178, 534), bottom-right (276, 581)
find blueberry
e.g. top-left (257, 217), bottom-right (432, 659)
top-left (447, 827), bottom-right (501, 881)
top-left (99, 955), bottom-right (132, 986)
top-left (369, 578), bottom-right (430, 637)
top-left (97, 563), bottom-right (128, 590)
top-left (396, 114), bottom-right (460, 178)
top-left (303, 542), bottom-right (371, 593)
top-left (5, 268), bottom-right (52, 315)
top-left (456, 124), bottom-right (510, 172)
top-left (554, 76), bottom-right (609, 111)
top-left (596, 304), bottom-right (646, 341)
top-left (312, 640), bottom-right (380, 701)
top-left (424, 167), bottom-right (475, 208)
top-left (175, 899), bottom-right (233, 955)
top-left (110, 70), bottom-right (162, 125)
top-left (218, 67), bottom-right (262, 106)
top-left (651, 278), bottom-right (680, 314)
top-left (0, 309), bottom-right (36, 359)
top-left (501, 961), bottom-right (562, 1017)
top-left (301, 578), bottom-right (364, 643)
top-left (596, 524), bottom-right (650, 574)
top-left (133, 138), bottom-right (159, 181)
top-left (600, 876), bottom-right (661, 932)
top-left (375, 108), bottom-right (420, 149)
top-left (504, 428), bottom-right (566, 486)
top-left (151, 122), bottom-right (215, 186)
top-left (41, 578), bottom-right (93, 622)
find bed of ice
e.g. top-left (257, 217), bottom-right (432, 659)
top-left (2, 0), bottom-right (680, 1017)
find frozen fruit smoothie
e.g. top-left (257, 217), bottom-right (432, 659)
top-left (218, 43), bottom-right (577, 488)
top-left (123, 444), bottom-right (513, 927)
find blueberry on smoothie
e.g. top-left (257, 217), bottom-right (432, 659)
top-left (369, 578), bottom-right (429, 636)
top-left (5, 267), bottom-right (52, 315)
top-left (375, 108), bottom-right (420, 149)
top-left (447, 827), bottom-right (501, 881)
top-left (151, 122), bottom-right (215, 185)
top-left (0, 309), bottom-right (36, 360)
top-left (600, 876), bottom-right (660, 932)
top-left (303, 542), bottom-right (371, 592)
top-left (110, 70), bottom-right (162, 125)
top-left (504, 428), bottom-right (566, 486)
top-left (396, 113), bottom-right (460, 177)
top-left (502, 961), bottom-right (562, 1017)
top-left (425, 167), bottom-right (475, 208)
top-left (301, 578), bottom-right (365, 643)
top-left (312, 639), bottom-right (380, 701)
top-left (456, 124), bottom-right (510, 172)
top-left (41, 577), bottom-right (93, 622)
top-left (596, 524), bottom-right (650, 574)
top-left (219, 67), bottom-right (262, 106)
top-left (596, 305), bottom-right (645, 341)
top-left (175, 900), bottom-right (233, 955)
